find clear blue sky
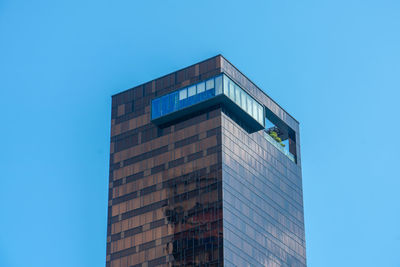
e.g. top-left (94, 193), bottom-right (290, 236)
top-left (1, 1), bottom-right (399, 266)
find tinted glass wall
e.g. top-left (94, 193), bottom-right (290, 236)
top-left (221, 112), bottom-right (306, 267)
top-left (151, 74), bottom-right (264, 129)
top-left (222, 75), bottom-right (264, 126)
top-left (151, 75), bottom-right (223, 120)
top-left (108, 55), bottom-right (306, 267)
top-left (107, 56), bottom-right (224, 267)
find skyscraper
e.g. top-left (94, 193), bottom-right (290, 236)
top-left (106, 55), bottom-right (306, 267)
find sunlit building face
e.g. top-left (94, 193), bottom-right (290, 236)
top-left (106, 55), bottom-right (306, 267)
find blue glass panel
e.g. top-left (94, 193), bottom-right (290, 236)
top-left (215, 76), bottom-right (222, 95)
top-left (246, 96), bottom-right (251, 115)
top-left (197, 82), bottom-right (205, 93)
top-left (180, 97), bottom-right (188, 109)
top-left (150, 74), bottom-right (264, 129)
top-left (190, 92), bottom-right (200, 104)
top-left (165, 94), bottom-right (172, 114)
top-left (235, 85), bottom-right (241, 106)
top-left (186, 95), bottom-right (194, 106)
top-left (206, 78), bottom-right (214, 90)
top-left (252, 99), bottom-right (257, 118)
top-left (223, 75), bottom-right (229, 95)
top-left (188, 85), bottom-right (196, 97)
top-left (229, 81), bottom-right (235, 100)
top-left (257, 105), bottom-right (263, 124)
top-left (160, 95), bottom-right (168, 117)
top-left (179, 88), bottom-right (187, 100)
top-left (171, 91), bottom-right (179, 113)
top-left (151, 98), bottom-right (160, 119)
top-left (240, 90), bottom-right (246, 111)
top-left (222, 75), bottom-right (265, 127)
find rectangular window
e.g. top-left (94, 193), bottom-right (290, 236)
top-left (215, 75), bottom-right (222, 94)
top-left (229, 81), bottom-right (235, 101)
top-left (166, 93), bottom-right (173, 114)
top-left (197, 82), bottom-right (205, 93)
top-left (179, 88), bottom-right (187, 100)
top-left (206, 78), bottom-right (214, 90)
top-left (257, 105), bottom-right (263, 123)
top-left (235, 85), bottom-right (240, 106)
top-left (223, 75), bottom-right (229, 95)
top-left (152, 98), bottom-right (161, 119)
top-left (248, 97), bottom-right (253, 117)
top-left (240, 90), bottom-right (246, 111)
top-left (252, 99), bottom-right (257, 118)
top-left (161, 95), bottom-right (168, 116)
top-left (171, 92), bottom-right (179, 112)
top-left (188, 85), bottom-right (196, 97)
top-left (247, 96), bottom-right (252, 115)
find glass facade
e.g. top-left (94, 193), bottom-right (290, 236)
top-left (222, 113), bottom-right (306, 267)
top-left (151, 74), bottom-right (264, 128)
top-left (151, 75), bottom-right (223, 120)
top-left (107, 55), bottom-right (306, 267)
top-left (223, 75), bottom-right (264, 126)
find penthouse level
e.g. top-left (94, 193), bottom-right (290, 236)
top-left (107, 55), bottom-right (306, 267)
top-left (147, 57), bottom-right (298, 162)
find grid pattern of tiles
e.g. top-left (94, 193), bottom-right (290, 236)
top-left (107, 57), bottom-right (225, 267)
top-left (221, 112), bottom-right (306, 267)
top-left (107, 55), bottom-right (306, 267)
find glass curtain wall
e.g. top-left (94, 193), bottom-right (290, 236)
top-left (151, 75), bottom-right (222, 120)
top-left (222, 75), bottom-right (264, 126)
top-left (151, 74), bottom-right (265, 128)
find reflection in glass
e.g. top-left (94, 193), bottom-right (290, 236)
top-left (235, 86), bottom-right (240, 106)
top-left (229, 81), bottom-right (235, 101)
top-left (206, 79), bottom-right (214, 90)
top-left (215, 76), bottom-right (222, 94)
top-left (151, 74), bottom-right (265, 129)
top-left (197, 82), bottom-right (205, 93)
top-left (188, 85), bottom-right (196, 97)
top-left (179, 88), bottom-right (187, 100)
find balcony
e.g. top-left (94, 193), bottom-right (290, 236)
top-left (263, 130), bottom-right (296, 162)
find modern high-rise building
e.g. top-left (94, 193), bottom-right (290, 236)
top-left (106, 55), bottom-right (306, 267)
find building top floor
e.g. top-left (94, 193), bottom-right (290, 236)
top-left (112, 55), bottom-right (301, 164)
top-left (112, 55), bottom-right (299, 132)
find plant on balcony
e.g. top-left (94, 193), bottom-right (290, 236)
top-left (269, 131), bottom-right (286, 147)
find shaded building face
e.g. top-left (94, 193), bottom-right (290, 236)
top-left (106, 56), bottom-right (306, 267)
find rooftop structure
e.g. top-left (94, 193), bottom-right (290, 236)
top-left (106, 55), bottom-right (306, 266)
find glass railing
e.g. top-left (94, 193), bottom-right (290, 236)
top-left (263, 131), bottom-right (295, 162)
top-left (151, 74), bottom-right (294, 162)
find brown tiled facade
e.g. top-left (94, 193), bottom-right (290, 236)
top-left (107, 56), bottom-right (306, 266)
top-left (108, 57), bottom-right (224, 267)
